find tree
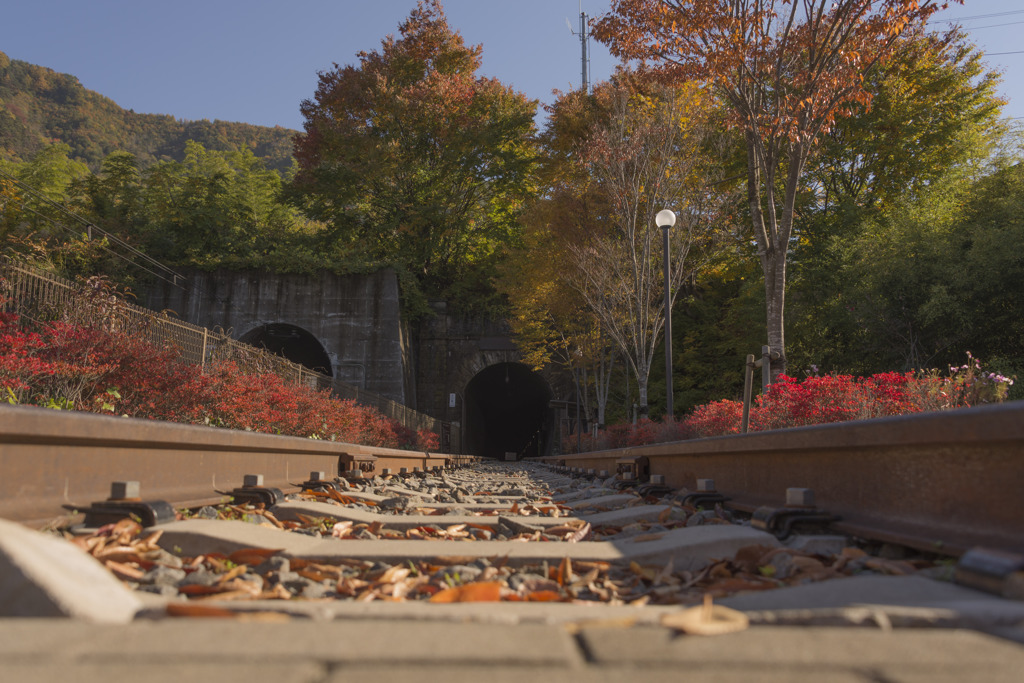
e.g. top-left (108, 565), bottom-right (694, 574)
top-left (501, 191), bottom-right (619, 430)
top-left (594, 0), bottom-right (955, 376)
top-left (787, 28), bottom-right (1007, 374)
top-left (565, 77), bottom-right (734, 416)
top-left (0, 143), bottom-right (90, 265)
top-left (290, 0), bottom-right (538, 312)
top-left (138, 141), bottom-right (316, 269)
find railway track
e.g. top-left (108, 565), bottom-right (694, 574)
top-left (2, 401), bottom-right (1022, 556)
top-left (3, 401), bottom-right (1024, 679)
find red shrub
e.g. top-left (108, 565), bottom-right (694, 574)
top-left (683, 399), bottom-right (744, 438)
top-left (0, 307), bottom-right (438, 449)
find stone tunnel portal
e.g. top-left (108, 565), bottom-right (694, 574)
top-left (464, 362), bottom-right (553, 460)
top-left (238, 323), bottom-right (333, 377)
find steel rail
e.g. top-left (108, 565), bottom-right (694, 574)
top-left (0, 405), bottom-right (475, 527)
top-left (539, 401), bottom-right (1024, 556)
top-left (2, 403), bottom-right (1022, 556)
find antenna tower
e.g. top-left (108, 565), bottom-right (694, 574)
top-left (567, 3), bottom-right (591, 93)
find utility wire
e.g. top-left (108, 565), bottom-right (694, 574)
top-left (958, 20), bottom-right (1024, 31)
top-left (16, 203), bottom-right (185, 288)
top-left (932, 10), bottom-right (1024, 24)
top-left (0, 169), bottom-right (186, 289)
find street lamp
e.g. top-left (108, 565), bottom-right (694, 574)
top-left (656, 209), bottom-right (677, 420)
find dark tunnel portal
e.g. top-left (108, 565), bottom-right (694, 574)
top-left (464, 362), bottom-right (552, 460)
top-left (238, 323), bottom-right (333, 376)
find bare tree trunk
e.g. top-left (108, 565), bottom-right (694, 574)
top-left (763, 253), bottom-right (787, 380)
top-left (566, 80), bottom-right (734, 418)
top-left (637, 375), bottom-right (649, 418)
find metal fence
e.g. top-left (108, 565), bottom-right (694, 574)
top-left (0, 260), bottom-right (458, 446)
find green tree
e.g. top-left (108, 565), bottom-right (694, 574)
top-left (290, 0), bottom-right (538, 313)
top-left (0, 142), bottom-right (89, 251)
top-left (786, 30), bottom-right (1008, 374)
top-left (594, 0), bottom-right (953, 377)
top-left (138, 141), bottom-right (319, 270)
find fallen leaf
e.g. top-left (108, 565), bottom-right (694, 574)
top-left (95, 545), bottom-right (143, 563)
top-left (104, 560), bottom-right (145, 581)
top-left (525, 590), bottom-right (565, 602)
top-left (228, 548), bottom-right (283, 566)
top-left (332, 521), bottom-right (354, 538)
top-left (166, 603), bottom-right (236, 618)
top-left (557, 557), bottom-right (574, 586)
top-left (217, 564), bottom-right (249, 584)
top-left (662, 595), bottom-right (749, 635)
top-left (375, 565), bottom-right (411, 584)
top-left (428, 581), bottom-right (503, 603)
top-left (258, 510), bottom-right (285, 529)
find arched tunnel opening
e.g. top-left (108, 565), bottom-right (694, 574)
top-left (464, 362), bottom-right (553, 460)
top-left (238, 323), bottom-right (333, 377)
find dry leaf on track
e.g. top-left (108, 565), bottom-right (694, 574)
top-left (662, 595), bottom-right (749, 635)
top-left (428, 581), bottom-right (502, 603)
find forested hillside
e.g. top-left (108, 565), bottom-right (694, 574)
top-left (0, 51), bottom-right (295, 173)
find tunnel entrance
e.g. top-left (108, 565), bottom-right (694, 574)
top-left (463, 362), bottom-right (552, 460)
top-left (238, 323), bottom-right (333, 376)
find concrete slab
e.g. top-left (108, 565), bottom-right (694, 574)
top-left (565, 494), bottom-right (640, 511)
top-left (577, 624), bottom-right (1024, 671)
top-left (0, 619), bottom-right (581, 667)
top-left (281, 496), bottom-right (546, 514)
top-left (321, 664), bottom-right (867, 683)
top-left (614, 524), bottom-right (781, 572)
top-left (719, 574), bottom-right (1024, 628)
top-left (153, 518), bottom-right (779, 570)
top-left (552, 487), bottom-right (618, 503)
top-left (582, 504), bottom-right (679, 527)
top-left (89, 620), bottom-right (582, 666)
top-left (3, 618), bottom-right (1023, 683)
top-left (0, 663), bottom-right (327, 683)
top-left (273, 500), bottom-right (574, 530)
top-left (0, 517), bottom-right (141, 622)
top-left (152, 597), bottom-right (679, 626)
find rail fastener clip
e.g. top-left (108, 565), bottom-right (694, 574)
top-left (64, 481), bottom-right (176, 528)
top-left (751, 488), bottom-right (840, 540)
top-left (216, 474), bottom-right (284, 507)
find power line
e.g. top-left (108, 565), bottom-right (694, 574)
top-left (932, 10), bottom-right (1024, 24)
top-left (0, 169), bottom-right (186, 289)
top-left (959, 20), bottom-right (1024, 31)
top-left (986, 50), bottom-right (1024, 56)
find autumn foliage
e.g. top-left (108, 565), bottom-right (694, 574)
top-left (593, 0), bottom-right (960, 377)
top-left (291, 0), bottom-right (538, 309)
top-left (564, 362), bottom-right (1013, 452)
top-left (0, 306), bottom-right (438, 450)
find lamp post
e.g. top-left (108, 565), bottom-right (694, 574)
top-left (656, 209), bottom-right (677, 420)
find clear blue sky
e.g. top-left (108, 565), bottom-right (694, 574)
top-left (1, 1), bottom-right (1022, 131)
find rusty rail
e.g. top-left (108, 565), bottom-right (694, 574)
top-left (539, 401), bottom-right (1024, 556)
top-left (2, 402), bottom-right (1022, 557)
top-left (0, 405), bottom-right (476, 527)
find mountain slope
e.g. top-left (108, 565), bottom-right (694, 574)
top-left (0, 51), bottom-right (297, 173)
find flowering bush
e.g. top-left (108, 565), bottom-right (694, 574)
top-left (562, 357), bottom-right (1015, 452)
top-left (0, 305), bottom-right (438, 449)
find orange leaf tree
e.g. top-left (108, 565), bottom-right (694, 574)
top-left (291, 0), bottom-right (538, 313)
top-left (594, 0), bottom-right (958, 376)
